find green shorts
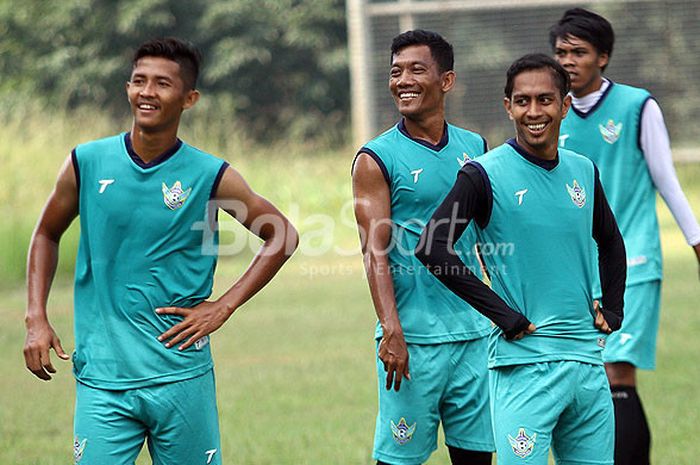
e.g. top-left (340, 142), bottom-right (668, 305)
top-left (373, 338), bottom-right (494, 465)
top-left (602, 280), bottom-right (661, 369)
top-left (489, 361), bottom-right (613, 465)
top-left (73, 370), bottom-right (221, 465)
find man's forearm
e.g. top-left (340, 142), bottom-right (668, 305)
top-left (26, 232), bottom-right (60, 322)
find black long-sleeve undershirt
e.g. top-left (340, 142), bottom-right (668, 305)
top-left (416, 145), bottom-right (627, 338)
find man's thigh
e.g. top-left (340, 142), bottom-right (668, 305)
top-left (553, 363), bottom-right (614, 465)
top-left (603, 280), bottom-right (661, 369)
top-left (74, 382), bottom-right (146, 465)
top-left (440, 338), bottom-right (494, 453)
top-left (490, 362), bottom-right (572, 465)
top-left (143, 371), bottom-right (222, 465)
top-left (373, 343), bottom-right (449, 465)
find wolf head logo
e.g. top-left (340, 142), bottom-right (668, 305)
top-left (74, 437), bottom-right (87, 463)
top-left (566, 180), bottom-right (586, 208)
top-left (508, 428), bottom-right (536, 458)
top-left (390, 417), bottom-right (417, 445)
top-left (599, 119), bottom-right (623, 144)
top-left (162, 181), bottom-right (192, 210)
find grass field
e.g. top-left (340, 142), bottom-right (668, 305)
top-left (1, 112), bottom-right (699, 464)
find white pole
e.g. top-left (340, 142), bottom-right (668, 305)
top-left (346, 0), bottom-right (376, 148)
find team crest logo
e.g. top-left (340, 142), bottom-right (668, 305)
top-left (508, 428), bottom-right (536, 458)
top-left (390, 417), bottom-right (417, 445)
top-left (566, 180), bottom-right (586, 208)
top-left (162, 181), bottom-right (192, 210)
top-left (599, 119), bottom-right (623, 144)
top-left (457, 152), bottom-right (471, 167)
top-left (74, 436), bottom-right (87, 463)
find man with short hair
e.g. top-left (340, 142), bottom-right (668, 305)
top-left (417, 53), bottom-right (627, 464)
top-left (352, 29), bottom-right (494, 465)
top-left (550, 9), bottom-right (700, 464)
top-left (24, 37), bottom-right (298, 464)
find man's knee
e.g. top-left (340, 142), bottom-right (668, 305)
top-left (447, 446), bottom-right (492, 465)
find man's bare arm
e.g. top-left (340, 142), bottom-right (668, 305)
top-left (24, 155), bottom-right (78, 380)
top-left (352, 153), bottom-right (410, 391)
top-left (157, 166), bottom-right (299, 350)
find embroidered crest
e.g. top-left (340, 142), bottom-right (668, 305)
top-left (508, 428), bottom-right (536, 458)
top-left (390, 417), bottom-right (417, 445)
top-left (162, 181), bottom-right (192, 210)
top-left (457, 152), bottom-right (471, 167)
top-left (599, 119), bottom-right (623, 144)
top-left (566, 180), bottom-right (586, 208)
top-left (74, 436), bottom-right (87, 464)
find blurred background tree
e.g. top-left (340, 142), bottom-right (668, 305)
top-left (0, 0), bottom-right (349, 144)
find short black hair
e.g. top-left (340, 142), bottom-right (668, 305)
top-left (132, 37), bottom-right (201, 90)
top-left (549, 8), bottom-right (614, 71)
top-left (391, 29), bottom-right (454, 73)
top-left (504, 53), bottom-right (571, 101)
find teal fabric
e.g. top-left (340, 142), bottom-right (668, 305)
top-left (560, 82), bottom-right (660, 288)
top-left (74, 370), bottom-right (221, 465)
top-left (474, 144), bottom-right (603, 368)
top-left (373, 339), bottom-right (494, 464)
top-left (489, 361), bottom-right (613, 465)
top-left (603, 280), bottom-right (661, 369)
top-left (72, 133), bottom-right (226, 389)
top-left (363, 122), bottom-right (491, 344)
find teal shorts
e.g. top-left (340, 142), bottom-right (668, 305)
top-left (373, 338), bottom-right (494, 465)
top-left (73, 370), bottom-right (221, 465)
top-left (602, 280), bottom-right (661, 369)
top-left (489, 361), bottom-right (614, 465)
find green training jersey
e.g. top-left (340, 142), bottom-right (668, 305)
top-left (359, 120), bottom-right (491, 344)
top-left (560, 82), bottom-right (660, 288)
top-left (71, 133), bottom-right (228, 389)
top-left (475, 143), bottom-right (603, 367)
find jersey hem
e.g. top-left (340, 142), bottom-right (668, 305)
top-left (73, 362), bottom-right (214, 390)
top-left (375, 328), bottom-right (491, 344)
top-left (373, 448), bottom-right (435, 465)
top-left (488, 353), bottom-right (603, 369)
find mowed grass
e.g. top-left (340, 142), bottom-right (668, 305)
top-left (1, 110), bottom-right (699, 464)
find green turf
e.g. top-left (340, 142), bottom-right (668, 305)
top-left (1, 110), bottom-right (698, 464)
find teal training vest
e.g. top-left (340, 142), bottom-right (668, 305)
top-left (560, 82), bottom-right (660, 288)
top-left (362, 121), bottom-right (491, 344)
top-left (72, 133), bottom-right (227, 389)
top-left (475, 144), bottom-right (603, 368)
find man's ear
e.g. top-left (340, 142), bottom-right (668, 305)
top-left (182, 89), bottom-right (200, 110)
top-left (503, 97), bottom-right (514, 121)
top-left (441, 70), bottom-right (456, 93)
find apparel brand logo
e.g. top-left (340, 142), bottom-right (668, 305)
top-left (457, 152), bottom-right (471, 167)
top-left (599, 119), bottom-right (623, 144)
top-left (508, 428), bottom-right (537, 458)
top-left (391, 417), bottom-right (417, 445)
top-left (205, 448), bottom-right (218, 464)
top-left (566, 180), bottom-right (586, 208)
top-left (410, 168), bottom-right (424, 183)
top-left (515, 189), bottom-right (528, 206)
top-left (74, 436), bottom-right (87, 464)
top-left (98, 179), bottom-right (114, 193)
top-left (559, 134), bottom-right (570, 148)
top-left (162, 181), bottom-right (192, 210)
top-left (620, 333), bottom-right (633, 345)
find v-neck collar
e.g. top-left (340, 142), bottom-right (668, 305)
top-left (398, 119), bottom-right (449, 152)
top-left (124, 132), bottom-right (183, 169)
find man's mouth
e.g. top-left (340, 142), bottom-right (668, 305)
top-left (137, 103), bottom-right (158, 111)
top-left (398, 91), bottom-right (420, 101)
top-left (525, 122), bottom-right (548, 135)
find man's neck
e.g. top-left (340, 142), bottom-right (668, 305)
top-left (402, 113), bottom-right (446, 145)
top-left (130, 126), bottom-right (179, 163)
top-left (572, 75), bottom-right (604, 99)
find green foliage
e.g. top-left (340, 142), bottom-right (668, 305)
top-left (0, 0), bottom-right (349, 143)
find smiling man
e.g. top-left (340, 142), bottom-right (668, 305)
top-left (23, 37), bottom-right (298, 464)
top-left (416, 54), bottom-right (627, 464)
top-left (352, 30), bottom-right (494, 465)
top-left (550, 9), bottom-right (700, 465)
